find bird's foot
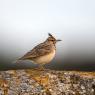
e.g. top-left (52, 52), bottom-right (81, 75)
top-left (34, 65), bottom-right (45, 71)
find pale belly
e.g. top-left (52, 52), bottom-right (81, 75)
top-left (33, 50), bottom-right (55, 64)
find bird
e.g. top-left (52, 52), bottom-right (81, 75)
top-left (17, 33), bottom-right (61, 70)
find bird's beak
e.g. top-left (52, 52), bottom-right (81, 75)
top-left (56, 39), bottom-right (62, 42)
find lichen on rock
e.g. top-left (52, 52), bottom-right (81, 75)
top-left (0, 69), bottom-right (95, 95)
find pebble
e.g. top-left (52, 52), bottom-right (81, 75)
top-left (0, 70), bottom-right (95, 95)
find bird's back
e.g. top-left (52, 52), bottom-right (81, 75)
top-left (19, 41), bottom-right (55, 60)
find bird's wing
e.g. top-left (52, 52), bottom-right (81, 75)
top-left (19, 43), bottom-right (52, 60)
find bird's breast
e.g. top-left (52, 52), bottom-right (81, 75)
top-left (33, 50), bottom-right (55, 64)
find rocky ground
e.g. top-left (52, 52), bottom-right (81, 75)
top-left (0, 69), bottom-right (95, 95)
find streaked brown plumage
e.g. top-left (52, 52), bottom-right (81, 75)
top-left (18, 33), bottom-right (61, 67)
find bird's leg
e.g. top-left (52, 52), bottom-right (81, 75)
top-left (38, 64), bottom-right (45, 71)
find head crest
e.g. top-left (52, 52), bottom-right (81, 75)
top-left (48, 33), bottom-right (62, 42)
top-left (48, 33), bottom-right (54, 38)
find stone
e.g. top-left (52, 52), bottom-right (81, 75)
top-left (0, 69), bottom-right (95, 95)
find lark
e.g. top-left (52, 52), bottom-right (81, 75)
top-left (17, 33), bottom-right (61, 69)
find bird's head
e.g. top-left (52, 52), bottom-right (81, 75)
top-left (46, 33), bottom-right (62, 44)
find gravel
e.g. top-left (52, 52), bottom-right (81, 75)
top-left (0, 69), bottom-right (95, 95)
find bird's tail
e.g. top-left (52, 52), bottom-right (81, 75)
top-left (12, 59), bottom-right (22, 64)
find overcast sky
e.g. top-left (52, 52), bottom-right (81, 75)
top-left (0, 0), bottom-right (95, 59)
